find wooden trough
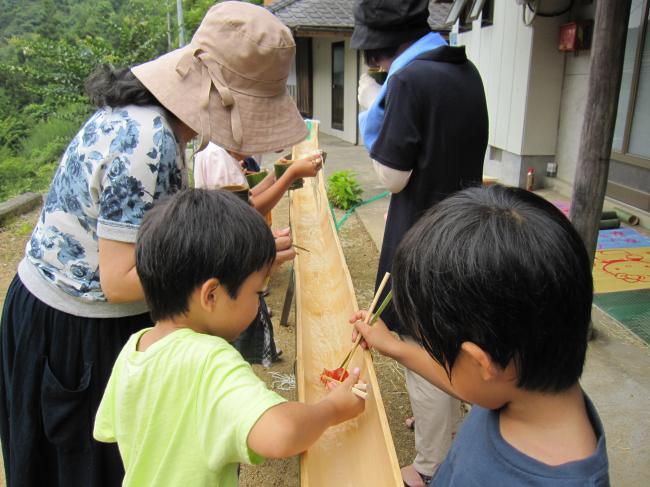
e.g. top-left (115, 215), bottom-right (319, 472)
top-left (290, 122), bottom-right (402, 486)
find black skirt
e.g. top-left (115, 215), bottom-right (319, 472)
top-left (0, 275), bottom-right (151, 487)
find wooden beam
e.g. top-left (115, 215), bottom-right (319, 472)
top-left (293, 28), bottom-right (353, 38)
top-left (569, 0), bottom-right (632, 265)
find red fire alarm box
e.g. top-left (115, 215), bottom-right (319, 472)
top-left (559, 20), bottom-right (593, 52)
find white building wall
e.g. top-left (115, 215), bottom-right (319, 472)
top-left (459, 1), bottom-right (533, 155)
top-left (458, 1), bottom-right (568, 187)
top-left (460, 2), bottom-right (568, 155)
top-left (311, 37), bottom-right (358, 144)
top-left (555, 3), bottom-right (596, 184)
top-left (555, 51), bottom-right (591, 183)
top-left (523, 15), bottom-right (567, 155)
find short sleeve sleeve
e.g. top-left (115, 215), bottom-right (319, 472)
top-left (97, 112), bottom-right (180, 243)
top-left (370, 74), bottom-right (421, 172)
top-left (196, 348), bottom-right (286, 468)
top-left (93, 356), bottom-right (120, 443)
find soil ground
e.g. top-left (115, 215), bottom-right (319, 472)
top-left (0, 196), bottom-right (415, 487)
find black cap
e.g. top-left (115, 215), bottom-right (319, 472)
top-left (351, 0), bottom-right (431, 50)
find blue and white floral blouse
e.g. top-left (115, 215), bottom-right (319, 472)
top-left (18, 105), bottom-right (186, 318)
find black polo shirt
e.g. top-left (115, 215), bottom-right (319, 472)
top-left (371, 45), bottom-right (488, 334)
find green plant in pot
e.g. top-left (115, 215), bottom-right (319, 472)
top-left (327, 170), bottom-right (363, 210)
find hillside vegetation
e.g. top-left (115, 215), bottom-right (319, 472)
top-left (0, 0), bottom-right (260, 201)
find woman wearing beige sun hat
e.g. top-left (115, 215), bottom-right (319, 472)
top-left (132, 1), bottom-right (307, 154)
top-left (0, 3), bottom-right (306, 486)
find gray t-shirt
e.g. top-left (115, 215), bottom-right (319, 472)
top-left (432, 394), bottom-right (609, 486)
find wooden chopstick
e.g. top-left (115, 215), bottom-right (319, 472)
top-left (322, 376), bottom-right (368, 400)
top-left (341, 290), bottom-right (393, 371)
top-left (337, 272), bottom-right (390, 369)
top-left (351, 387), bottom-right (368, 400)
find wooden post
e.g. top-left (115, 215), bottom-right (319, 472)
top-left (569, 0), bottom-right (631, 265)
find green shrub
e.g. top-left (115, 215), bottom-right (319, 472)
top-left (327, 170), bottom-right (363, 210)
top-left (0, 115), bottom-right (30, 151)
top-left (21, 116), bottom-right (79, 152)
top-left (0, 133), bottom-right (66, 202)
top-left (0, 152), bottom-right (58, 201)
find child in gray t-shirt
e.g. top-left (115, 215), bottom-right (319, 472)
top-left (351, 185), bottom-right (609, 486)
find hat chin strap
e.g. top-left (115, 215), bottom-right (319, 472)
top-left (175, 47), bottom-right (244, 152)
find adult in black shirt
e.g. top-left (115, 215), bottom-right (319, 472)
top-left (352, 1), bottom-right (488, 485)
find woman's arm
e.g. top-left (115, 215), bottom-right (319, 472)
top-left (98, 238), bottom-right (145, 303)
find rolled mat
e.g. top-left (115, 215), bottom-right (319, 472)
top-left (601, 210), bottom-right (618, 220)
top-left (614, 207), bottom-right (640, 226)
top-left (599, 218), bottom-right (621, 230)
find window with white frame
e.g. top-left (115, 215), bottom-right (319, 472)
top-left (613, 0), bottom-right (650, 166)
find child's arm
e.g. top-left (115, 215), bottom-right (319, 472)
top-left (350, 312), bottom-right (460, 400)
top-left (250, 154), bottom-right (323, 215)
top-left (247, 368), bottom-right (364, 458)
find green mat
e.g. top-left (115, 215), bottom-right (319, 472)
top-left (593, 289), bottom-right (650, 345)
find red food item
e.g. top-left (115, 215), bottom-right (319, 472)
top-left (320, 367), bottom-right (350, 385)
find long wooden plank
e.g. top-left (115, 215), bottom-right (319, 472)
top-left (291, 121), bottom-right (402, 487)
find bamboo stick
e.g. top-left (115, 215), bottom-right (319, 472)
top-left (341, 290), bottom-right (393, 371)
top-left (337, 273), bottom-right (390, 369)
top-left (351, 388), bottom-right (368, 400)
top-left (292, 243), bottom-right (311, 253)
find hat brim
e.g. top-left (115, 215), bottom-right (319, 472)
top-left (351, 23), bottom-right (430, 50)
top-left (132, 48), bottom-right (308, 154)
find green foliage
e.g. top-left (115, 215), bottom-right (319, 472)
top-left (0, 0), bottom-right (168, 201)
top-left (327, 170), bottom-right (363, 210)
top-left (0, 0), bottom-right (261, 202)
top-left (0, 135), bottom-right (66, 201)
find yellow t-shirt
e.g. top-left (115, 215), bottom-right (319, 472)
top-left (94, 328), bottom-right (286, 486)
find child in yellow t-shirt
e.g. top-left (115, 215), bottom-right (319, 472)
top-left (94, 189), bottom-right (364, 486)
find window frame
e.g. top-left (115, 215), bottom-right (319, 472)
top-left (444, 0), bottom-right (471, 27)
top-left (446, 0), bottom-right (493, 31)
top-left (468, 0), bottom-right (492, 25)
top-left (331, 41), bottom-right (345, 132)
top-left (612, 0), bottom-right (650, 169)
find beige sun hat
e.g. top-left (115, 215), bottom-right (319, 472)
top-left (132, 1), bottom-right (307, 154)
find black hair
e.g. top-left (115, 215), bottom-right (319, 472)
top-left (85, 64), bottom-right (163, 109)
top-left (363, 46), bottom-right (400, 68)
top-left (393, 185), bottom-right (593, 393)
top-left (136, 189), bottom-right (276, 322)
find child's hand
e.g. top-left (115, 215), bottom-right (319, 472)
top-left (273, 227), bottom-right (295, 267)
top-left (288, 153), bottom-right (323, 179)
top-left (349, 311), bottom-right (398, 357)
top-left (323, 367), bottom-right (365, 423)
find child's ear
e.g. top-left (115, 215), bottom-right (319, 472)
top-left (460, 342), bottom-right (502, 382)
top-left (199, 278), bottom-right (222, 310)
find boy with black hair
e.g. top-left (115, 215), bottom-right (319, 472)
top-left (351, 185), bottom-right (609, 486)
top-left (94, 189), bottom-right (365, 486)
